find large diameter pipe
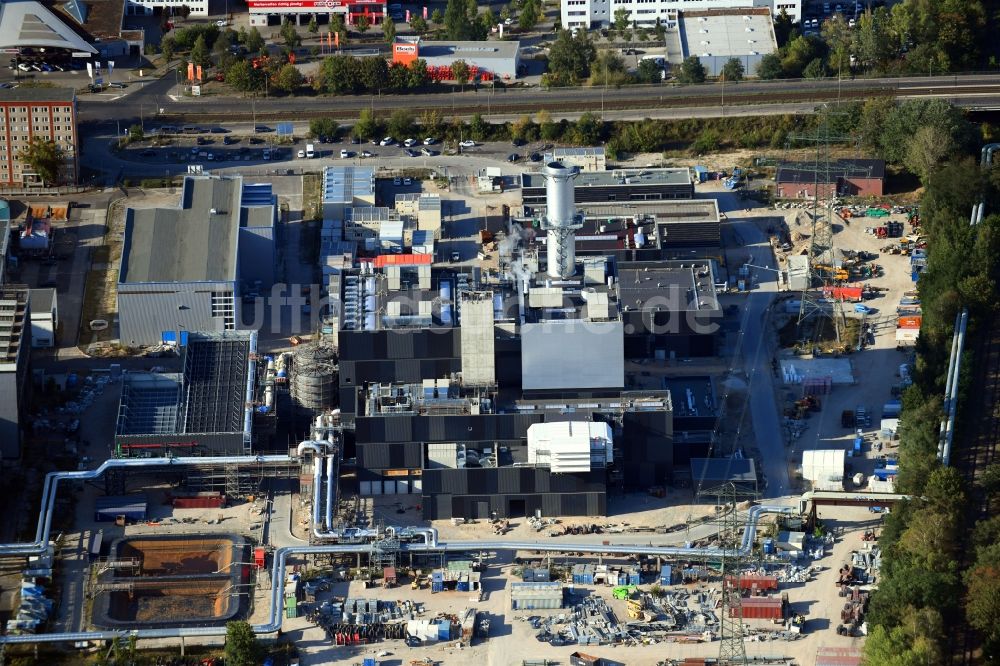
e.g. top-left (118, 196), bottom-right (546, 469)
top-left (0, 505), bottom-right (793, 644)
top-left (942, 309), bottom-right (969, 467)
top-left (325, 455), bottom-right (336, 531)
top-left (313, 453), bottom-right (324, 530)
top-left (0, 455), bottom-right (295, 557)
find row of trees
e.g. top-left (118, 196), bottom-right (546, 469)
top-left (859, 101), bottom-right (1000, 663)
top-left (761, 0), bottom-right (990, 80)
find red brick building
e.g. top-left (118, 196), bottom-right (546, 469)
top-left (0, 88), bottom-right (78, 187)
top-left (775, 159), bottom-right (885, 200)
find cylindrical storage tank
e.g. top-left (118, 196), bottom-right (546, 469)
top-left (290, 344), bottom-right (338, 413)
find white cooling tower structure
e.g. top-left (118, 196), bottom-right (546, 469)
top-left (540, 161), bottom-right (584, 278)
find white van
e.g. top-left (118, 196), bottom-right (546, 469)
top-left (306, 143), bottom-right (315, 158)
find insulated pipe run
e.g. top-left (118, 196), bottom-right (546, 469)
top-left (325, 455), bottom-right (336, 531)
top-left (0, 505), bottom-right (793, 644)
top-left (313, 452), bottom-right (324, 530)
top-left (942, 309), bottom-right (969, 467)
top-left (0, 455), bottom-right (295, 557)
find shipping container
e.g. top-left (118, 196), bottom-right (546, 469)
top-left (726, 575), bottom-right (779, 591)
top-left (897, 316), bottom-right (922, 329)
top-left (730, 596), bottom-right (784, 619)
top-left (359, 481), bottom-right (372, 496)
top-left (823, 286), bottom-right (863, 302)
top-left (762, 538), bottom-right (776, 555)
top-left (94, 495), bottom-right (148, 522)
top-left (659, 565), bottom-right (673, 585)
top-left (171, 493), bottom-right (225, 509)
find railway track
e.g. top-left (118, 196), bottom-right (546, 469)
top-left (953, 311), bottom-right (1000, 665)
top-left (135, 82), bottom-right (1000, 125)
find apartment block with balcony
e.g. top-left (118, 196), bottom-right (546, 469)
top-left (0, 88), bottom-right (78, 187)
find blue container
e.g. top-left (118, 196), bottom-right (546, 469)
top-left (438, 622), bottom-right (451, 641)
top-left (763, 538), bottom-right (775, 555)
top-left (431, 572), bottom-right (443, 582)
top-left (431, 582), bottom-right (444, 592)
top-left (628, 572), bottom-right (640, 586)
top-left (363, 659), bottom-right (377, 666)
top-left (659, 565), bottom-right (672, 585)
top-left (853, 436), bottom-right (863, 453)
top-left (457, 581), bottom-right (470, 592)
top-left (66, 373), bottom-right (79, 389)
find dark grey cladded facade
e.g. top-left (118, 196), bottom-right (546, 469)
top-left (522, 168), bottom-right (694, 207)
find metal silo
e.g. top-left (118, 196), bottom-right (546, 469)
top-left (540, 162), bottom-right (583, 278)
top-left (290, 344), bottom-right (338, 412)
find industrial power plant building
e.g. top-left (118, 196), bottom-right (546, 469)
top-left (321, 160), bottom-right (717, 519)
top-left (117, 175), bottom-right (276, 346)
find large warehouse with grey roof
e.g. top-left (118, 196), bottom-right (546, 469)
top-left (117, 175), bottom-right (275, 346)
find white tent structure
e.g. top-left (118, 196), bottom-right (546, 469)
top-left (801, 449), bottom-right (846, 491)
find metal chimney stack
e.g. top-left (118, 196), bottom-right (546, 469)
top-left (540, 161), bottom-right (583, 279)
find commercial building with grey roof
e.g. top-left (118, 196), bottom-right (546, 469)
top-left (118, 175), bottom-right (274, 346)
top-left (677, 8), bottom-right (779, 77)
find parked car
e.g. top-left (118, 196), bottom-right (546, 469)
top-left (507, 153), bottom-right (520, 162)
top-left (340, 149), bottom-right (350, 158)
top-left (459, 140), bottom-right (476, 148)
top-left (109, 82), bottom-right (127, 89)
top-left (360, 150), bottom-right (374, 158)
top-left (380, 136), bottom-right (395, 146)
top-left (423, 137), bottom-right (437, 145)
top-left (403, 177), bottom-right (412, 186)
top-left (404, 148), bottom-right (418, 157)
top-left (297, 149), bottom-right (306, 158)
top-left (403, 138), bottom-right (418, 147)
top-left (393, 177), bottom-right (402, 185)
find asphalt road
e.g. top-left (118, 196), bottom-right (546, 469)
top-left (78, 72), bottom-right (1000, 126)
top-left (733, 219), bottom-right (791, 499)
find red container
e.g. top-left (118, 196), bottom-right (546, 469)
top-left (730, 597), bottom-right (784, 619)
top-left (898, 316), bottom-right (922, 329)
top-left (726, 575), bottom-right (779, 591)
top-left (824, 286), bottom-right (863, 302)
top-left (172, 493), bottom-right (225, 509)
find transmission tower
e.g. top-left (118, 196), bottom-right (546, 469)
top-left (696, 481), bottom-right (754, 665)
top-left (785, 106), bottom-right (869, 343)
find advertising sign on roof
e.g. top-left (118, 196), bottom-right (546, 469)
top-left (248, 0), bottom-right (384, 7)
